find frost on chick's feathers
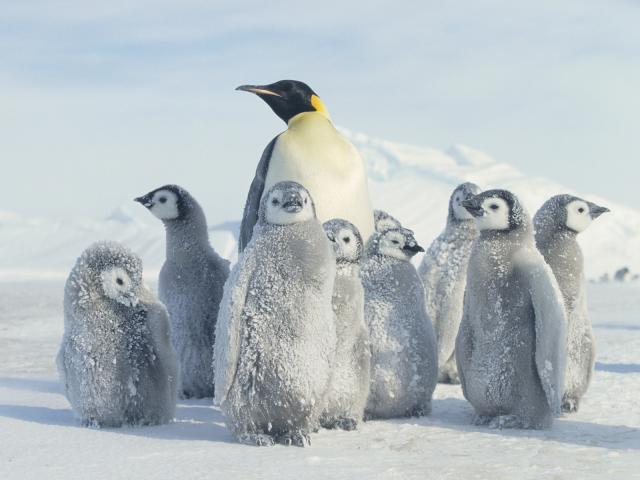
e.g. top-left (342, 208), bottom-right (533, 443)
top-left (362, 229), bottom-right (438, 419)
top-left (214, 181), bottom-right (336, 446)
top-left (418, 182), bottom-right (480, 384)
top-left (321, 219), bottom-right (371, 431)
top-left (57, 241), bottom-right (178, 428)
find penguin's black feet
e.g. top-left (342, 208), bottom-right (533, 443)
top-left (562, 398), bottom-right (579, 413)
top-left (471, 414), bottom-right (494, 426)
top-left (238, 433), bottom-right (275, 447)
top-left (337, 417), bottom-right (358, 431)
top-left (276, 431), bottom-right (311, 447)
top-left (322, 417), bottom-right (358, 431)
top-left (488, 415), bottom-right (527, 430)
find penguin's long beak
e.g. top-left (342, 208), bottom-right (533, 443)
top-left (236, 84), bottom-right (283, 97)
top-left (589, 203), bottom-right (610, 219)
top-left (461, 199), bottom-right (484, 217)
top-left (134, 195), bottom-right (153, 209)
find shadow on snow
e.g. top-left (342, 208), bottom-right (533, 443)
top-left (595, 362), bottom-right (640, 374)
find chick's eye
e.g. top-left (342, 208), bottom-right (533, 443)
top-left (116, 278), bottom-right (124, 286)
top-left (343, 237), bottom-right (350, 243)
top-left (304, 198), bottom-right (308, 204)
top-left (271, 198), bottom-right (280, 206)
top-left (490, 204), bottom-right (499, 210)
top-left (392, 240), bottom-right (400, 245)
top-left (159, 197), bottom-right (167, 204)
top-left (578, 207), bottom-right (585, 213)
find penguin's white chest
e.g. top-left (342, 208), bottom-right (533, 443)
top-left (264, 113), bottom-right (375, 241)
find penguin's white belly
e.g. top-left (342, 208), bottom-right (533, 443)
top-left (264, 114), bottom-right (375, 241)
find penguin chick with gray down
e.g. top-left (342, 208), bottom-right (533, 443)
top-left (534, 194), bottom-right (609, 413)
top-left (418, 182), bottom-right (481, 384)
top-left (214, 181), bottom-right (336, 447)
top-left (57, 241), bottom-right (178, 427)
top-left (373, 209), bottom-right (402, 233)
top-left (135, 185), bottom-right (230, 399)
top-left (321, 219), bottom-right (371, 431)
top-left (456, 190), bottom-right (567, 429)
top-left (362, 228), bottom-right (438, 419)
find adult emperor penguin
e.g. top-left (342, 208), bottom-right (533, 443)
top-left (418, 182), bottom-right (481, 384)
top-left (135, 185), bottom-right (230, 399)
top-left (321, 219), bottom-right (371, 431)
top-left (57, 242), bottom-right (178, 427)
top-left (534, 194), bottom-right (609, 412)
top-left (361, 228), bottom-right (438, 419)
top-left (456, 190), bottom-right (567, 429)
top-left (236, 80), bottom-right (375, 252)
top-left (214, 181), bottom-right (336, 447)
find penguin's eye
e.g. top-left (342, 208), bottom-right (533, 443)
top-left (116, 277), bottom-right (124, 286)
top-left (490, 204), bottom-right (499, 210)
top-left (271, 198), bottom-right (280, 206)
top-left (391, 240), bottom-right (400, 245)
top-left (304, 198), bottom-right (308, 204)
top-left (343, 237), bottom-right (351, 244)
top-left (159, 196), bottom-right (167, 204)
top-left (578, 207), bottom-right (585, 213)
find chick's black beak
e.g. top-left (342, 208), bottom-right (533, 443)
top-left (134, 195), bottom-right (153, 209)
top-left (236, 84), bottom-right (283, 97)
top-left (282, 192), bottom-right (303, 213)
top-left (461, 199), bottom-right (484, 217)
top-left (403, 243), bottom-right (425, 254)
top-left (589, 204), bottom-right (610, 218)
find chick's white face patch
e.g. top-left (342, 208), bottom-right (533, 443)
top-left (452, 192), bottom-right (474, 220)
top-left (264, 189), bottom-right (314, 225)
top-left (334, 227), bottom-right (359, 261)
top-left (475, 197), bottom-right (510, 231)
top-left (101, 267), bottom-right (138, 307)
top-left (565, 199), bottom-right (592, 233)
top-left (149, 190), bottom-right (179, 220)
top-left (379, 230), bottom-right (409, 260)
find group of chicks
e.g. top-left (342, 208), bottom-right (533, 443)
top-left (56, 179), bottom-right (608, 447)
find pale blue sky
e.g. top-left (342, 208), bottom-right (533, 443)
top-left (1, 0), bottom-right (638, 224)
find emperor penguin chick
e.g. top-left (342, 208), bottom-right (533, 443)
top-left (534, 194), bottom-right (609, 413)
top-left (321, 219), bottom-right (371, 431)
top-left (456, 190), bottom-right (566, 429)
top-left (214, 181), bottom-right (336, 447)
top-left (135, 185), bottom-right (230, 399)
top-left (418, 182), bottom-right (481, 384)
top-left (57, 241), bottom-right (178, 427)
top-left (362, 228), bottom-right (438, 419)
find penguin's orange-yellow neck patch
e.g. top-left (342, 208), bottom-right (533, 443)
top-left (311, 94), bottom-right (330, 119)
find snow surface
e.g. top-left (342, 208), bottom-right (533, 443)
top-left (0, 281), bottom-right (638, 479)
top-left (1, 132), bottom-right (637, 280)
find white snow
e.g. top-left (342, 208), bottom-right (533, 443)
top-left (0, 281), bottom-right (638, 478)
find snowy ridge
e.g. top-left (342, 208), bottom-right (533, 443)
top-left (343, 130), bottom-right (640, 279)
top-left (1, 132), bottom-right (638, 279)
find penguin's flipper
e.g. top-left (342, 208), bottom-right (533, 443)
top-left (514, 248), bottom-right (567, 415)
top-left (238, 136), bottom-right (278, 253)
top-left (213, 240), bottom-right (258, 404)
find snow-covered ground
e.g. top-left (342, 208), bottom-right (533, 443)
top-left (1, 280), bottom-right (638, 479)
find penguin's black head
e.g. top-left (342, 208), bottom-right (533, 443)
top-left (535, 194), bottom-right (610, 235)
top-left (236, 80), bottom-right (330, 124)
top-left (134, 184), bottom-right (189, 222)
top-left (461, 189), bottom-right (528, 232)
